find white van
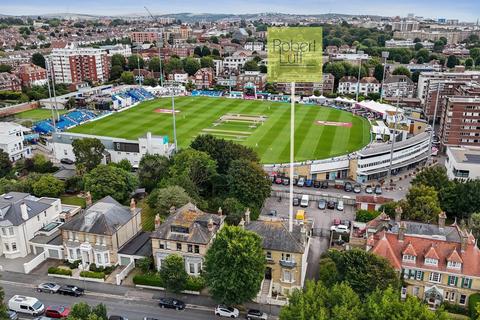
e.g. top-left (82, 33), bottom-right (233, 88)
top-left (8, 295), bottom-right (44, 316)
top-left (300, 195), bottom-right (309, 207)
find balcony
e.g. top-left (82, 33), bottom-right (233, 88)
top-left (279, 259), bottom-right (297, 268)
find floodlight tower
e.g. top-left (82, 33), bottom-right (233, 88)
top-left (144, 6), bottom-right (164, 87)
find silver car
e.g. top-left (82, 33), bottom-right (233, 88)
top-left (37, 282), bottom-right (61, 293)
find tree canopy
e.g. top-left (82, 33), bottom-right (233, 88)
top-left (32, 174), bottom-right (64, 197)
top-left (83, 164), bottom-right (138, 202)
top-left (146, 185), bottom-right (191, 216)
top-left (204, 225), bottom-right (265, 305)
top-left (159, 254), bottom-right (189, 293)
top-left (0, 151), bottom-right (12, 178)
top-left (72, 138), bottom-right (105, 172)
top-left (138, 154), bottom-right (170, 192)
top-left (403, 184), bottom-right (442, 223)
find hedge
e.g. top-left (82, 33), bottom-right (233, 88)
top-left (64, 259), bottom-right (81, 269)
top-left (442, 302), bottom-right (468, 316)
top-left (468, 293), bottom-right (480, 319)
top-left (48, 267), bottom-right (72, 276)
top-left (80, 271), bottom-right (105, 279)
top-left (133, 273), bottom-right (206, 291)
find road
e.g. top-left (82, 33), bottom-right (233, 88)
top-left (1, 279), bottom-right (225, 320)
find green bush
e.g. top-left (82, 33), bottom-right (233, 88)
top-left (442, 302), bottom-right (468, 316)
top-left (89, 263), bottom-right (116, 275)
top-left (355, 210), bottom-right (380, 223)
top-left (80, 271), bottom-right (105, 279)
top-left (186, 275), bottom-right (206, 291)
top-left (133, 273), bottom-right (164, 287)
top-left (48, 267), bottom-right (72, 276)
top-left (468, 293), bottom-right (480, 318)
top-left (64, 260), bottom-right (81, 269)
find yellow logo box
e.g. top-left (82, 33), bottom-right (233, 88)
top-left (267, 27), bottom-right (323, 83)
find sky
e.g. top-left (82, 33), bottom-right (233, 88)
top-left (0, 0), bottom-right (479, 22)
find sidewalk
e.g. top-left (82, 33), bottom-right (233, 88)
top-left (1, 269), bottom-right (281, 316)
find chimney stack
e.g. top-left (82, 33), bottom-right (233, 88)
top-left (169, 206), bottom-right (176, 215)
top-left (398, 221), bottom-right (406, 241)
top-left (395, 206), bottom-right (403, 224)
top-left (461, 230), bottom-right (468, 252)
top-left (207, 218), bottom-right (214, 232)
top-left (244, 208), bottom-right (251, 225)
top-left (130, 198), bottom-right (136, 213)
top-left (154, 214), bottom-right (161, 229)
top-left (438, 211), bottom-right (447, 230)
top-left (20, 202), bottom-right (28, 221)
top-left (85, 191), bottom-right (92, 208)
top-left (300, 223), bottom-right (307, 245)
top-left (238, 217), bottom-right (245, 229)
top-left (218, 207), bottom-right (223, 216)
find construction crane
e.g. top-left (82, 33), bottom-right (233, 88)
top-left (144, 6), bottom-right (164, 87)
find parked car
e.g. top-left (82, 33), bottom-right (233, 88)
top-left (305, 179), bottom-right (313, 187)
top-left (33, 317), bottom-right (53, 320)
top-left (341, 220), bottom-right (351, 228)
top-left (365, 185), bottom-right (373, 194)
top-left (330, 224), bottom-right (349, 234)
top-left (344, 182), bottom-right (353, 192)
top-left (320, 180), bottom-right (329, 189)
top-left (282, 177), bottom-right (290, 186)
top-left (313, 180), bottom-right (321, 188)
top-left (109, 316), bottom-right (128, 320)
top-left (215, 305), bottom-right (239, 318)
top-left (7, 310), bottom-right (18, 320)
top-left (318, 199), bottom-right (326, 210)
top-left (267, 210), bottom-right (277, 216)
top-left (37, 282), bottom-right (60, 294)
top-left (246, 309), bottom-right (268, 320)
top-left (336, 200), bottom-right (344, 211)
top-left (374, 184), bottom-right (382, 195)
top-left (333, 218), bottom-right (341, 226)
top-left (60, 158), bottom-right (74, 165)
top-left (45, 306), bottom-right (70, 319)
top-left (353, 184), bottom-right (362, 193)
top-left (327, 200), bottom-right (336, 209)
top-left (158, 298), bottom-right (185, 310)
top-left (8, 296), bottom-right (44, 316)
top-left (274, 176), bottom-right (283, 184)
top-left (58, 285), bottom-right (84, 297)
top-left (297, 177), bottom-right (305, 187)
top-left (300, 195), bottom-right (309, 208)
top-left (293, 197), bottom-right (300, 206)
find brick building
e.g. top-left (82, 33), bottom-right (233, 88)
top-left (194, 67), bottom-right (214, 89)
top-left (131, 32), bottom-right (160, 44)
top-left (0, 72), bottom-right (21, 91)
top-left (15, 63), bottom-right (47, 87)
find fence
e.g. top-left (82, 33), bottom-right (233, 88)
top-left (116, 260), bottom-right (135, 285)
top-left (0, 101), bottom-right (39, 117)
top-left (23, 251), bottom-right (47, 274)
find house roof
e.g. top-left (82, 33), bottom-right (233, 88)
top-left (402, 242), bottom-right (417, 256)
top-left (0, 192), bottom-right (52, 227)
top-left (356, 195), bottom-right (394, 205)
top-left (60, 196), bottom-right (140, 235)
top-left (118, 231), bottom-right (152, 257)
top-left (245, 220), bottom-right (307, 254)
top-left (368, 231), bottom-right (480, 276)
top-left (384, 75), bottom-right (414, 85)
top-left (151, 202), bottom-right (225, 244)
top-left (360, 76), bottom-right (379, 84)
top-left (339, 76), bottom-right (357, 83)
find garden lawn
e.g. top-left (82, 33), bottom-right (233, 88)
top-left (15, 108), bottom-right (67, 121)
top-left (69, 97), bottom-right (371, 164)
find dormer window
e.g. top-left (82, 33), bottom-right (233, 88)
top-left (425, 258), bottom-right (438, 266)
top-left (447, 261), bottom-right (462, 269)
top-left (171, 225), bottom-right (189, 234)
top-left (402, 255), bottom-right (416, 263)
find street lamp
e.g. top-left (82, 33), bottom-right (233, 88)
top-left (380, 51), bottom-right (390, 103)
top-left (355, 50), bottom-right (364, 102)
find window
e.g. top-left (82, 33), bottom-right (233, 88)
top-left (4, 243), bottom-right (9, 251)
top-left (415, 270), bottom-right (423, 281)
top-left (194, 245), bottom-right (200, 254)
top-left (445, 291), bottom-right (450, 300)
top-left (189, 263), bottom-right (195, 274)
top-left (37, 216), bottom-right (40, 222)
top-left (459, 294), bottom-right (467, 305)
top-left (463, 278), bottom-right (472, 288)
top-left (402, 255), bottom-right (416, 263)
top-left (266, 251), bottom-right (272, 260)
top-left (283, 270), bottom-right (293, 283)
top-left (159, 243), bottom-right (165, 249)
top-left (187, 244), bottom-right (193, 253)
top-left (447, 261), bottom-right (462, 269)
top-left (1, 228), bottom-right (5, 236)
top-left (425, 258), bottom-right (438, 266)
top-left (429, 272), bottom-right (442, 283)
top-left (448, 276), bottom-right (457, 286)
top-left (8, 227), bottom-right (13, 236)
top-left (69, 249), bottom-right (74, 259)
top-left (412, 287), bottom-right (420, 297)
top-left (68, 231), bottom-right (73, 241)
top-left (104, 253), bottom-right (109, 264)
top-left (281, 253), bottom-right (291, 261)
top-left (96, 253), bottom-right (103, 264)
top-left (11, 242), bottom-right (17, 251)
top-left (450, 292), bottom-right (456, 302)
top-left (176, 243), bottom-right (182, 251)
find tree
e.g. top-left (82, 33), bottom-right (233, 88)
top-left (110, 53), bottom-right (126, 69)
top-left (433, 40), bottom-right (445, 53)
top-left (0, 64), bottom-right (12, 72)
top-left (280, 281), bottom-right (362, 320)
top-left (183, 57), bottom-right (201, 76)
top-left (201, 46), bottom-right (211, 57)
top-left (416, 48), bottom-right (430, 61)
top-left (120, 71), bottom-right (135, 84)
top-left (193, 46), bottom-right (203, 57)
top-left (465, 58), bottom-right (474, 68)
top-left (212, 48), bottom-right (220, 57)
top-left (169, 149), bottom-right (216, 194)
top-left (200, 56), bottom-right (214, 68)
top-left (221, 197), bottom-right (246, 225)
top-left (110, 159), bottom-right (132, 172)
top-left (355, 209), bottom-right (380, 223)
top-left (32, 175), bottom-right (64, 197)
top-left (414, 42), bottom-right (424, 51)
top-left (447, 55), bottom-right (460, 68)
top-left (31, 52), bottom-right (46, 68)
top-left (159, 254), bottom-right (189, 293)
top-left (0, 283), bottom-right (8, 320)
top-left (318, 249), bottom-right (400, 299)
top-left (373, 64), bottom-right (384, 82)
top-left (83, 165), bottom-right (138, 202)
top-left (204, 225), bottom-right (265, 305)
top-left (412, 166), bottom-right (451, 192)
top-left (227, 159), bottom-right (271, 214)
top-left (146, 185), bottom-right (191, 216)
top-left (470, 213), bottom-right (480, 247)
top-left (470, 48), bottom-right (480, 62)
top-left (72, 138), bottom-right (105, 172)
top-left (190, 135), bottom-right (259, 174)
top-left (392, 66), bottom-right (412, 78)
top-left (127, 54), bottom-right (144, 70)
top-left (109, 65), bottom-right (124, 80)
top-left (68, 302), bottom-right (108, 320)
top-left (164, 57), bottom-right (183, 74)
top-left (210, 36), bottom-right (219, 44)
top-left (148, 57), bottom-right (161, 72)
top-left (243, 60), bottom-right (259, 71)
top-left (0, 151), bottom-right (12, 178)
top-left (138, 154), bottom-right (170, 192)
top-left (403, 184), bottom-right (442, 223)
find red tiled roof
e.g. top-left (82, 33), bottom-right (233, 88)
top-left (368, 231), bottom-right (480, 277)
top-left (402, 242), bottom-right (417, 256)
top-left (356, 195), bottom-right (394, 204)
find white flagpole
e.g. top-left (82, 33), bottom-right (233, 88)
top-left (289, 81), bottom-right (295, 233)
